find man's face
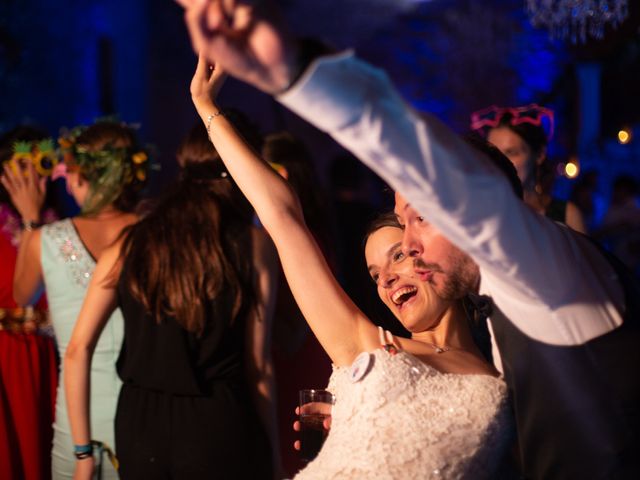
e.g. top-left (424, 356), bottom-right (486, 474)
top-left (394, 192), bottom-right (480, 300)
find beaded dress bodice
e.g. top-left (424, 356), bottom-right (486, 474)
top-left (295, 349), bottom-right (512, 480)
top-left (41, 218), bottom-right (124, 358)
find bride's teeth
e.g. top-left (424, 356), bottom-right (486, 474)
top-left (392, 286), bottom-right (417, 304)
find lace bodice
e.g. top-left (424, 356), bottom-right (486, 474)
top-left (295, 349), bottom-right (512, 479)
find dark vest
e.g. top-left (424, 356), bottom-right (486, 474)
top-left (489, 248), bottom-right (640, 479)
top-left (545, 198), bottom-right (567, 224)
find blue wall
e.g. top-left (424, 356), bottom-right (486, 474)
top-left (1, 0), bottom-right (638, 211)
top-left (1, 0), bottom-right (148, 134)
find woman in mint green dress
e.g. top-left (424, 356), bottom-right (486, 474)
top-left (12, 121), bottom-right (147, 478)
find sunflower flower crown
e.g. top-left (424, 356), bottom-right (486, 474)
top-left (4, 121), bottom-right (153, 215)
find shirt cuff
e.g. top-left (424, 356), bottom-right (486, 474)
top-left (277, 49), bottom-right (374, 133)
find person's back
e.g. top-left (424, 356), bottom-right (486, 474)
top-left (115, 235), bottom-right (272, 479)
top-left (114, 169), bottom-right (255, 398)
top-left (108, 123), bottom-right (276, 479)
top-left (11, 120), bottom-right (146, 478)
top-left (41, 215), bottom-right (133, 478)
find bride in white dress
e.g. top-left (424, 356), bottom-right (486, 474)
top-left (297, 219), bottom-right (511, 479)
top-left (190, 55), bottom-right (513, 479)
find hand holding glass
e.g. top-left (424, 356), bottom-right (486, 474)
top-left (298, 389), bottom-right (335, 462)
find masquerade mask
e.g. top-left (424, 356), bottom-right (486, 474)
top-left (470, 104), bottom-right (554, 141)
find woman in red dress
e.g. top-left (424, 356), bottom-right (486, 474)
top-left (0, 126), bottom-right (60, 480)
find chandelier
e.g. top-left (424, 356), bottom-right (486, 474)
top-left (526, 0), bottom-right (629, 43)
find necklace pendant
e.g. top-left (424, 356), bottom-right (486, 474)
top-left (435, 347), bottom-right (444, 354)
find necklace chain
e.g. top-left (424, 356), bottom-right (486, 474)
top-left (427, 342), bottom-right (451, 354)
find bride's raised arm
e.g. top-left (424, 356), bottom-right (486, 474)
top-left (191, 54), bottom-right (378, 366)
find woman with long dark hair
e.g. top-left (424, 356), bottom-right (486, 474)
top-left (64, 122), bottom-right (278, 479)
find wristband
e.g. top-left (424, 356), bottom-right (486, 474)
top-left (74, 443), bottom-right (93, 460)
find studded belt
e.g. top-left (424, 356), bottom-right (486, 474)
top-left (0, 306), bottom-right (50, 334)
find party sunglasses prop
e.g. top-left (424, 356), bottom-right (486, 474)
top-left (470, 104), bottom-right (555, 141)
top-left (3, 139), bottom-right (59, 177)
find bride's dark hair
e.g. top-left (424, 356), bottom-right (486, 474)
top-left (119, 122), bottom-right (256, 336)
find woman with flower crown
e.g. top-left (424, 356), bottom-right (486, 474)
top-left (0, 126), bottom-right (60, 480)
top-left (6, 120), bottom-right (148, 479)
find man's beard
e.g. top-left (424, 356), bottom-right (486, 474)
top-left (414, 253), bottom-right (479, 301)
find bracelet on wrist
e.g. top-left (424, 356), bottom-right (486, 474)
top-left (22, 219), bottom-right (42, 232)
top-left (206, 110), bottom-right (225, 141)
top-left (73, 443), bottom-right (94, 460)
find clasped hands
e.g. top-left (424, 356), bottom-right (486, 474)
top-left (176, 0), bottom-right (299, 95)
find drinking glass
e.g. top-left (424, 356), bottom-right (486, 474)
top-left (298, 389), bottom-right (335, 462)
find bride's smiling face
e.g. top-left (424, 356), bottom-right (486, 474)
top-left (365, 226), bottom-right (452, 333)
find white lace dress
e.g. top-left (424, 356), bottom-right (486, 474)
top-left (294, 349), bottom-right (512, 480)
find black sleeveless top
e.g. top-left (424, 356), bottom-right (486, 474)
top-left (489, 245), bottom-right (640, 479)
top-left (114, 264), bottom-right (273, 479)
top-left (116, 266), bottom-right (247, 396)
